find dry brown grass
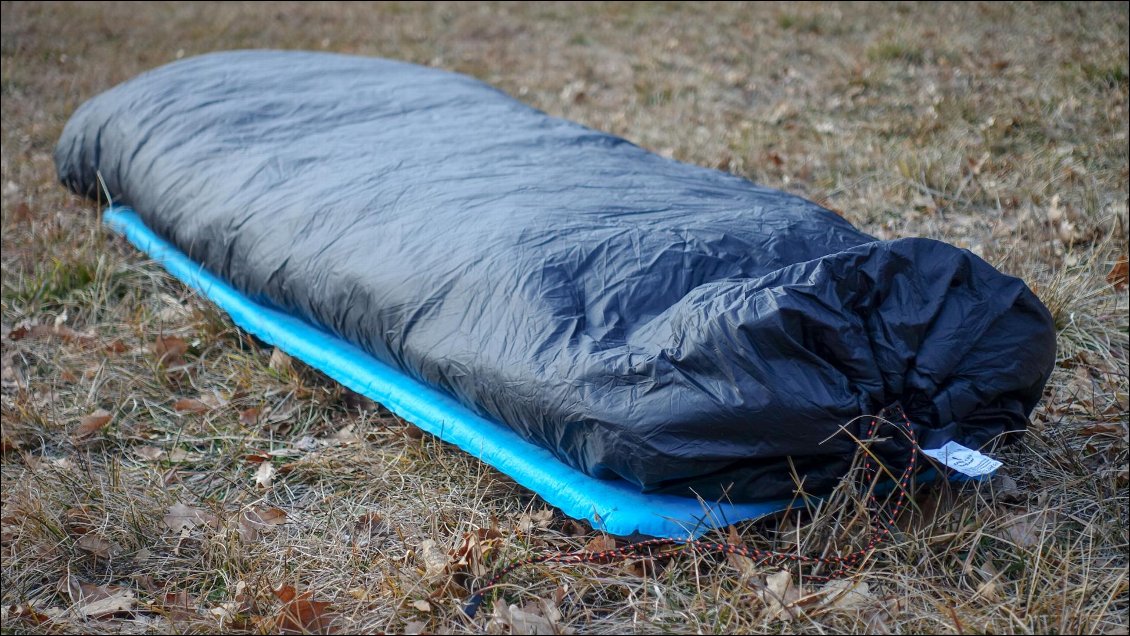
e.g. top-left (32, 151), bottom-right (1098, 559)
top-left (2, 1), bottom-right (1127, 633)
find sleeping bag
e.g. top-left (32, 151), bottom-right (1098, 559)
top-left (55, 51), bottom-right (1057, 503)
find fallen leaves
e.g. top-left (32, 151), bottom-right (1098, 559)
top-left (61, 505), bottom-right (122, 560)
top-left (350, 512), bottom-right (391, 549)
top-left (1079, 421), bottom-right (1128, 437)
top-left (515, 508), bottom-right (554, 534)
top-left (581, 533), bottom-right (617, 555)
top-left (451, 526), bottom-right (504, 579)
top-left (75, 533), bottom-right (122, 559)
top-left (6, 603), bottom-right (54, 626)
top-left (725, 525), bottom-right (758, 578)
top-left (163, 502), bottom-right (218, 534)
top-left (487, 598), bottom-right (572, 635)
top-left (238, 506), bottom-right (287, 543)
top-left (745, 570), bottom-right (884, 623)
top-left (134, 446), bottom-right (165, 461)
top-left (173, 397), bottom-right (211, 414)
top-left (419, 539), bottom-right (452, 582)
top-left (157, 589), bottom-right (201, 622)
top-left (999, 512), bottom-right (1053, 549)
top-left (255, 461), bottom-right (277, 489)
top-left (985, 473), bottom-right (1024, 504)
top-left (973, 561), bottom-right (1003, 602)
top-left (417, 525), bottom-right (505, 585)
top-left (61, 575), bottom-right (136, 619)
top-left (160, 501), bottom-right (284, 545)
top-left (154, 335), bottom-right (189, 366)
top-left (816, 579), bottom-right (873, 612)
top-left (269, 348), bottom-right (293, 374)
top-left (40, 569), bottom-right (344, 632)
top-left (239, 406), bottom-right (262, 426)
top-left (8, 322), bottom-right (97, 348)
top-left (757, 569), bottom-right (801, 621)
top-left (270, 585), bottom-right (339, 634)
top-left (73, 409), bottom-right (112, 439)
top-left (1107, 254), bottom-right (1128, 289)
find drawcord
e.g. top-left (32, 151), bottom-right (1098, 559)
top-left (462, 406), bottom-right (919, 619)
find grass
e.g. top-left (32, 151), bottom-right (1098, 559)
top-left (2, 1), bottom-right (1127, 634)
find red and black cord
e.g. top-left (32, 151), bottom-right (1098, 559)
top-left (463, 407), bottom-right (919, 618)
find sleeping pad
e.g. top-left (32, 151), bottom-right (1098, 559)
top-left (55, 51), bottom-right (1057, 504)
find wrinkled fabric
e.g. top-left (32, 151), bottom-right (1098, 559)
top-left (55, 51), bottom-right (1056, 501)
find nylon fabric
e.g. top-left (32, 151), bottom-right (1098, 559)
top-left (56, 51), bottom-right (1056, 503)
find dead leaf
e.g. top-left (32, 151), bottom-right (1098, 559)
top-left (271, 586), bottom-right (339, 634)
top-left (725, 525), bottom-right (757, 578)
top-left (1, 434), bottom-right (21, 454)
top-left (8, 603), bottom-right (52, 626)
top-left (404, 619), bottom-right (429, 634)
top-left (295, 435), bottom-right (319, 452)
top-left (1000, 514), bottom-right (1047, 549)
top-left (244, 450), bottom-right (271, 463)
top-left (65, 506), bottom-right (96, 537)
top-left (269, 348), bottom-right (293, 374)
top-left (515, 508), bottom-right (554, 534)
top-left (329, 423), bottom-right (362, 444)
top-left (60, 575), bottom-right (136, 618)
top-left (419, 539), bottom-right (450, 581)
top-left (239, 407), bottom-right (262, 426)
top-left (209, 601), bottom-right (242, 627)
top-left (166, 448), bottom-right (193, 462)
top-left (1, 520), bottom-right (18, 547)
top-left (255, 462), bottom-right (276, 489)
top-left (1079, 422), bottom-right (1126, 437)
top-left (160, 589), bottom-right (200, 621)
top-left (352, 512), bottom-right (390, 548)
top-left (163, 502), bottom-right (218, 533)
top-left (12, 201), bottom-right (32, 224)
top-left (239, 506), bottom-right (287, 542)
top-left (582, 534), bottom-right (617, 556)
top-left (487, 599), bottom-right (571, 635)
top-left (135, 446), bottom-right (165, 461)
top-left (154, 335), bottom-right (189, 366)
top-left (173, 398), bottom-right (210, 414)
top-left (1107, 254), bottom-right (1128, 289)
top-left (162, 467), bottom-right (182, 487)
top-left (973, 561), bottom-right (1001, 601)
top-left (76, 532), bottom-right (121, 558)
top-left (7, 322), bottom-right (96, 347)
top-left (74, 409), bottom-right (112, 438)
top-left (249, 507), bottom-right (287, 527)
top-left (346, 587), bottom-right (372, 601)
top-left (451, 526), bottom-right (504, 578)
top-left (268, 447), bottom-right (303, 458)
top-left (411, 599), bottom-right (432, 612)
top-left (816, 579), bottom-right (872, 613)
top-left (989, 473), bottom-right (1023, 503)
top-left (758, 569), bottom-right (801, 621)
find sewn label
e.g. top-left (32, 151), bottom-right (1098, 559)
top-left (921, 441), bottom-right (1002, 477)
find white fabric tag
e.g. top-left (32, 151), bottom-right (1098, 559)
top-left (921, 441), bottom-right (1002, 477)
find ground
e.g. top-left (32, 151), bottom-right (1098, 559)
top-left (1, 1), bottom-right (1127, 634)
